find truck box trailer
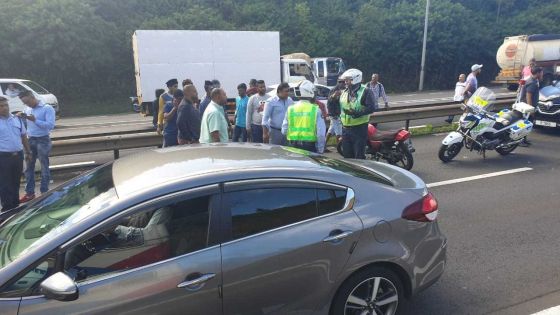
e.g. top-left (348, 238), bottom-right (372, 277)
top-left (133, 30), bottom-right (317, 111)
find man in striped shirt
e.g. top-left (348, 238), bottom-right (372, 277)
top-left (366, 73), bottom-right (389, 110)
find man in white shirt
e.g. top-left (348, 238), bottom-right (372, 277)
top-left (446, 74), bottom-right (466, 123)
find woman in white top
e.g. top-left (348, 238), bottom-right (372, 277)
top-left (446, 74), bottom-right (466, 123)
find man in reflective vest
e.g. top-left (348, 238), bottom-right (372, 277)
top-left (339, 69), bottom-right (377, 159)
top-left (282, 80), bottom-right (326, 152)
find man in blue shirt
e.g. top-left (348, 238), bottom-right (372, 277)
top-left (17, 90), bottom-right (55, 203)
top-left (262, 82), bottom-right (294, 145)
top-left (198, 80), bottom-right (214, 119)
top-left (233, 83), bottom-right (249, 142)
top-left (162, 90), bottom-right (183, 147)
top-left (0, 97), bottom-right (31, 211)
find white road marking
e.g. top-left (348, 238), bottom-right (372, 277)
top-left (531, 305), bottom-right (560, 315)
top-left (426, 167), bottom-right (533, 188)
top-left (49, 161), bottom-right (97, 170)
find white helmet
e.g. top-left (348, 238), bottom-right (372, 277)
top-left (295, 80), bottom-right (315, 99)
top-left (339, 68), bottom-right (363, 85)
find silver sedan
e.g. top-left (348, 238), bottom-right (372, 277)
top-left (0, 144), bottom-right (446, 315)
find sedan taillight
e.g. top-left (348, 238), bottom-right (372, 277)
top-left (402, 192), bottom-right (439, 222)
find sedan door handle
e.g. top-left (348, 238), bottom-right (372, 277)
top-left (323, 230), bottom-right (353, 243)
top-left (177, 273), bottom-right (216, 289)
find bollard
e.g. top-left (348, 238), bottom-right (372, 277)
top-left (113, 149), bottom-right (120, 159)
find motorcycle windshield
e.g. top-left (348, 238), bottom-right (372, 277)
top-left (539, 86), bottom-right (560, 100)
top-left (466, 87), bottom-right (496, 112)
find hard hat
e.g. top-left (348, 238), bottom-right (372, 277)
top-left (296, 80), bottom-right (315, 98)
top-left (339, 68), bottom-right (363, 85)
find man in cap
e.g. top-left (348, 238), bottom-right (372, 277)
top-left (157, 78), bottom-right (179, 135)
top-left (0, 97), bottom-right (31, 211)
top-left (281, 80), bottom-right (326, 152)
top-left (339, 68), bottom-right (377, 159)
top-left (464, 64), bottom-right (482, 99)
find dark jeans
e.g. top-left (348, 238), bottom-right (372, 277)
top-left (151, 101), bottom-right (159, 127)
top-left (233, 126), bottom-right (248, 142)
top-left (26, 136), bottom-right (51, 194)
top-left (342, 124), bottom-right (368, 159)
top-left (251, 124), bottom-right (263, 143)
top-left (0, 151), bottom-right (23, 211)
top-left (288, 141), bottom-right (316, 153)
top-left (163, 132), bottom-right (178, 147)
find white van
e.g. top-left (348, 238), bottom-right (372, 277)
top-left (0, 79), bottom-right (59, 114)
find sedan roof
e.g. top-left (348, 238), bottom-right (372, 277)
top-left (112, 144), bottom-right (325, 196)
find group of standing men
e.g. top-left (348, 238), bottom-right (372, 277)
top-left (150, 68), bottom-right (387, 160)
top-left (0, 91), bottom-right (55, 211)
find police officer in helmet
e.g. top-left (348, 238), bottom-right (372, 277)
top-left (339, 69), bottom-right (377, 159)
top-left (281, 80), bottom-right (326, 153)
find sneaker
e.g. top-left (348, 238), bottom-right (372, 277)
top-left (444, 118), bottom-right (453, 124)
top-left (323, 148), bottom-right (332, 153)
top-left (19, 194), bottom-right (35, 203)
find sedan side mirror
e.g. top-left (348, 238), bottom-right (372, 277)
top-left (40, 272), bottom-right (79, 302)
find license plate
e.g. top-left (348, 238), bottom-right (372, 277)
top-left (535, 120), bottom-right (557, 127)
top-left (405, 139), bottom-right (415, 152)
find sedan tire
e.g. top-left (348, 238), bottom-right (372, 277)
top-left (331, 266), bottom-right (405, 315)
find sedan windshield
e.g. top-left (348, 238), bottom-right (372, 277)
top-left (22, 80), bottom-right (50, 95)
top-left (0, 165), bottom-right (117, 269)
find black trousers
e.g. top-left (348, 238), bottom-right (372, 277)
top-left (0, 151), bottom-right (23, 211)
top-left (288, 141), bottom-right (317, 153)
top-left (342, 124), bottom-right (368, 159)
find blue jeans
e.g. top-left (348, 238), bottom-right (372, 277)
top-left (26, 136), bottom-right (52, 194)
top-left (251, 124), bottom-right (263, 143)
top-left (233, 126), bottom-right (248, 142)
top-left (163, 133), bottom-right (178, 147)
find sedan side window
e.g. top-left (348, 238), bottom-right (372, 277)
top-left (224, 188), bottom-right (317, 240)
top-left (318, 189), bottom-right (347, 216)
top-left (63, 195), bottom-right (212, 282)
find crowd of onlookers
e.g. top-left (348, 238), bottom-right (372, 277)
top-left (149, 74), bottom-right (391, 152)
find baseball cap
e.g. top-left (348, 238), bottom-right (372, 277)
top-left (471, 64), bottom-right (483, 72)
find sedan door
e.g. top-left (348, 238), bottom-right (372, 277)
top-left (17, 186), bottom-right (224, 315)
top-left (220, 179), bottom-right (362, 314)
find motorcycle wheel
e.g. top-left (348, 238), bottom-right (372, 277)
top-left (336, 141), bottom-right (344, 156)
top-left (496, 143), bottom-right (518, 156)
top-left (439, 143), bottom-right (463, 163)
top-left (391, 144), bottom-right (414, 170)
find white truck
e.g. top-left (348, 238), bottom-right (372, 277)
top-left (132, 30), bottom-right (317, 109)
top-left (494, 34), bottom-right (560, 89)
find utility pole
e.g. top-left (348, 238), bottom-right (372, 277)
top-left (418, 0), bottom-right (430, 91)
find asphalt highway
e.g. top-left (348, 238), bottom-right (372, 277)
top-left (27, 85), bottom-right (555, 315)
top-left (25, 126), bottom-right (560, 315)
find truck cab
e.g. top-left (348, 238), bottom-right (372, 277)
top-left (313, 57), bottom-right (346, 87)
top-left (280, 58), bottom-right (317, 84)
top-left (0, 79), bottom-right (60, 115)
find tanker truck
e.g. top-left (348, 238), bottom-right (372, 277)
top-left (494, 34), bottom-right (560, 90)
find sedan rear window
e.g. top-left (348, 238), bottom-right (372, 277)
top-left (310, 156), bottom-right (393, 186)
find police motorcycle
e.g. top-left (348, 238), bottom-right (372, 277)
top-left (438, 87), bottom-right (535, 162)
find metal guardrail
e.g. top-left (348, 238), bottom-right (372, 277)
top-left (50, 97), bottom-right (517, 158)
